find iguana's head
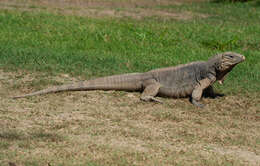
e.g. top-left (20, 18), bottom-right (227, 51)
top-left (215, 52), bottom-right (245, 70)
top-left (210, 52), bottom-right (245, 84)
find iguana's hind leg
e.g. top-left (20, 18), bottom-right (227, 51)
top-left (140, 79), bottom-right (162, 103)
top-left (192, 77), bottom-right (216, 108)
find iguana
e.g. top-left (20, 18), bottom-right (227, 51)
top-left (12, 52), bottom-right (245, 107)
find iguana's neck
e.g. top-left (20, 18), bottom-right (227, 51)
top-left (206, 56), bottom-right (220, 75)
top-left (207, 55), bottom-right (221, 69)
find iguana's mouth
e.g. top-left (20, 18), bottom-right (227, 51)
top-left (218, 79), bottom-right (225, 85)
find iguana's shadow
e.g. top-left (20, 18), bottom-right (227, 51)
top-left (202, 92), bottom-right (225, 99)
top-left (188, 92), bottom-right (224, 106)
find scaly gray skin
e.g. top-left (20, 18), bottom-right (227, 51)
top-left (12, 52), bottom-right (245, 107)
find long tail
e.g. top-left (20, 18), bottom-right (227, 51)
top-left (12, 73), bottom-right (146, 99)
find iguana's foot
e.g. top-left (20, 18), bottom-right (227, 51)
top-left (191, 99), bottom-right (205, 108)
top-left (140, 96), bottom-right (163, 103)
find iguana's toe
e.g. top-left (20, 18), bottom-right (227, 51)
top-left (140, 96), bottom-right (163, 103)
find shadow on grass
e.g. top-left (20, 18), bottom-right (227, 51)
top-left (0, 129), bottom-right (65, 142)
top-left (211, 0), bottom-right (260, 8)
top-left (0, 130), bottom-right (25, 141)
top-left (211, 0), bottom-right (253, 3)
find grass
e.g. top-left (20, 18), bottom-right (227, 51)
top-left (0, 0), bottom-right (260, 166)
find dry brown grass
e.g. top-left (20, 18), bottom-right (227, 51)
top-left (0, 70), bottom-right (259, 165)
top-left (0, 0), bottom-right (208, 20)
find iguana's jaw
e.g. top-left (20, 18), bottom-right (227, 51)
top-left (217, 68), bottom-right (232, 84)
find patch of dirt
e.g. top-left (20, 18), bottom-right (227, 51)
top-left (0, 0), bottom-right (208, 20)
top-left (0, 0), bottom-right (182, 9)
top-left (0, 69), bottom-right (260, 165)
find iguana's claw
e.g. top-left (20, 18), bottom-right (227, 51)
top-left (150, 97), bottom-right (163, 103)
top-left (192, 99), bottom-right (205, 108)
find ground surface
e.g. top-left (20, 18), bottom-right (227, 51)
top-left (0, 0), bottom-right (260, 166)
top-left (1, 70), bottom-right (260, 166)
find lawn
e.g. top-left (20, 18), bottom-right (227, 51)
top-left (0, 0), bottom-right (259, 165)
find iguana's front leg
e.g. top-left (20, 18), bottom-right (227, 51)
top-left (192, 76), bottom-right (216, 107)
top-left (203, 86), bottom-right (215, 98)
top-left (140, 79), bottom-right (162, 103)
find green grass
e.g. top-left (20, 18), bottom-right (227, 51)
top-left (0, 1), bottom-right (259, 94)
